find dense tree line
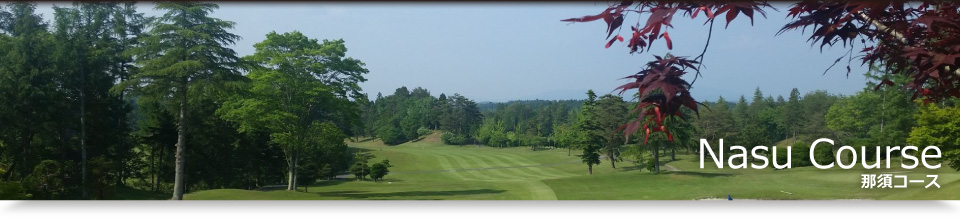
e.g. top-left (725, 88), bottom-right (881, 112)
top-left (357, 87), bottom-right (482, 146)
top-left (466, 68), bottom-right (960, 173)
top-left (476, 100), bottom-right (582, 149)
top-left (627, 68), bottom-right (960, 172)
top-left (0, 2), bottom-right (365, 200)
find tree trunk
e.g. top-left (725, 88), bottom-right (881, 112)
top-left (150, 145), bottom-right (156, 192)
top-left (671, 147), bottom-right (676, 161)
top-left (171, 81), bottom-right (188, 200)
top-left (184, 167), bottom-right (189, 194)
top-left (153, 145), bottom-right (160, 192)
top-left (3, 161), bottom-right (15, 181)
top-left (293, 155), bottom-right (298, 190)
top-left (286, 154), bottom-right (296, 191)
top-left (58, 129), bottom-right (67, 185)
top-left (80, 66), bottom-right (88, 199)
top-left (20, 132), bottom-right (33, 180)
top-left (610, 153), bottom-right (616, 169)
top-left (117, 160), bottom-right (125, 187)
top-left (587, 164), bottom-right (593, 175)
top-left (20, 135), bottom-right (26, 180)
top-left (567, 147), bottom-right (571, 156)
top-left (653, 146), bottom-right (660, 173)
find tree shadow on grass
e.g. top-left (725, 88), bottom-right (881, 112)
top-left (108, 186), bottom-right (168, 200)
top-left (617, 157), bottom-right (683, 172)
top-left (618, 165), bottom-right (646, 172)
top-left (315, 180), bottom-right (351, 187)
top-left (314, 189), bottom-right (506, 199)
top-left (668, 171), bottom-right (735, 178)
top-left (350, 147), bottom-right (377, 153)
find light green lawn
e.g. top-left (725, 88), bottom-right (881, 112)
top-left (185, 135), bottom-right (960, 200)
top-left (547, 154), bottom-right (960, 200)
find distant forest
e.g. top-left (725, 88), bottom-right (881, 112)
top-left (358, 69), bottom-right (960, 173)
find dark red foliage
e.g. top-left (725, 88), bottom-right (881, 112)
top-left (614, 55), bottom-right (700, 144)
top-left (780, 1), bottom-right (960, 103)
top-left (563, 1), bottom-right (770, 143)
top-left (562, 1), bottom-right (770, 54)
top-left (567, 1), bottom-right (960, 143)
top-left (781, 1), bottom-right (960, 102)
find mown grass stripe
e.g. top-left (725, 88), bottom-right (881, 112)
top-left (429, 151), bottom-right (502, 180)
top-left (429, 152), bottom-right (477, 181)
top-left (488, 153), bottom-right (579, 179)
top-left (443, 151), bottom-right (538, 180)
top-left (470, 153), bottom-right (569, 179)
top-left (524, 180), bottom-right (558, 200)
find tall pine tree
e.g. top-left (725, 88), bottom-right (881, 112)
top-left (113, 2), bottom-right (244, 200)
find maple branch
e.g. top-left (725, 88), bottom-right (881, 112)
top-left (690, 19), bottom-right (714, 86)
top-left (855, 11), bottom-right (905, 43)
top-left (856, 11), bottom-right (960, 77)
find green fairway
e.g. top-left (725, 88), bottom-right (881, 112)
top-left (185, 136), bottom-right (960, 200)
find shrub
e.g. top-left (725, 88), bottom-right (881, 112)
top-left (643, 152), bottom-right (658, 172)
top-left (0, 181), bottom-right (31, 200)
top-left (369, 159), bottom-right (392, 182)
top-left (441, 132), bottom-right (468, 145)
top-left (791, 141), bottom-right (811, 167)
top-left (812, 143), bottom-right (835, 167)
top-left (417, 127), bottom-right (433, 138)
top-left (946, 149), bottom-right (960, 171)
top-left (23, 160), bottom-right (64, 199)
top-left (88, 157), bottom-right (115, 199)
top-left (772, 146), bottom-right (790, 169)
top-left (377, 126), bottom-right (406, 145)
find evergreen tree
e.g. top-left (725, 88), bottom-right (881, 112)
top-left (0, 2), bottom-right (61, 183)
top-left (781, 88), bottom-right (803, 142)
top-left (594, 94), bottom-right (628, 168)
top-left (573, 90), bottom-right (603, 174)
top-left (51, 2), bottom-right (145, 198)
top-left (113, 2), bottom-right (244, 200)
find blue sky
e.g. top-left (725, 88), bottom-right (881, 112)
top-left (36, 2), bottom-right (870, 102)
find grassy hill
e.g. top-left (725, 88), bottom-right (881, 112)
top-left (184, 134), bottom-right (960, 200)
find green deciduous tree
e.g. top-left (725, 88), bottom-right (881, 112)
top-left (440, 132), bottom-right (468, 145)
top-left (827, 69), bottom-right (916, 161)
top-left (551, 124), bottom-right (575, 156)
top-left (376, 125), bottom-right (405, 145)
top-left (907, 103), bottom-right (960, 170)
top-left (219, 30), bottom-right (366, 191)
